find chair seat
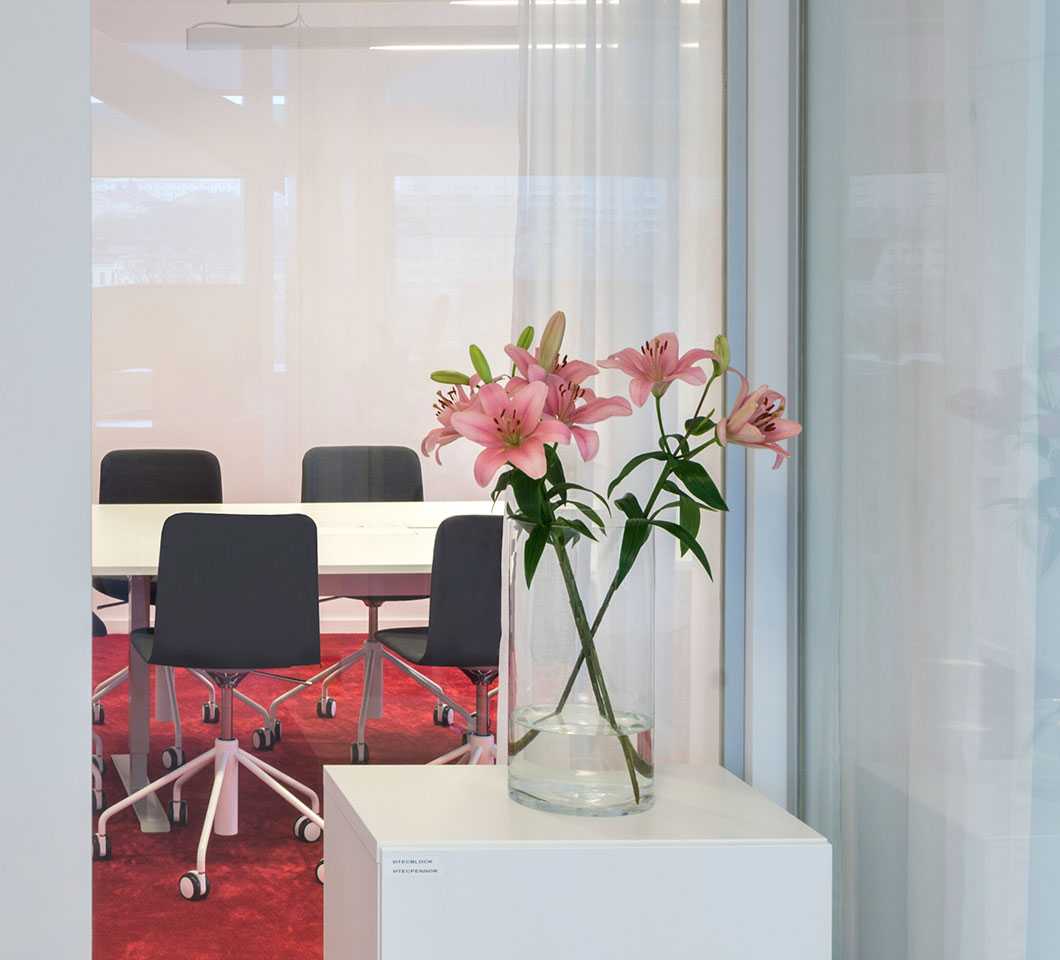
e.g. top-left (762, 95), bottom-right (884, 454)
top-left (130, 628), bottom-right (155, 663)
top-left (336, 595), bottom-right (428, 604)
top-left (375, 627), bottom-right (429, 664)
top-left (93, 576), bottom-right (158, 605)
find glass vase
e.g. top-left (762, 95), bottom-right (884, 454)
top-left (507, 517), bottom-right (655, 816)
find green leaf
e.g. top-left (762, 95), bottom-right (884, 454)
top-left (469, 344), bottom-right (493, 383)
top-left (614, 492), bottom-right (645, 519)
top-left (615, 518), bottom-right (651, 590)
top-left (547, 482), bottom-right (612, 515)
top-left (607, 451), bottom-right (667, 498)
top-left (660, 478), bottom-right (715, 512)
top-left (659, 433), bottom-right (691, 457)
top-left (648, 499), bottom-right (682, 519)
top-left (684, 416), bottom-right (715, 437)
top-left (678, 495), bottom-right (701, 556)
top-left (670, 459), bottom-right (727, 511)
top-left (523, 525), bottom-right (549, 588)
top-left (650, 519), bottom-right (712, 579)
top-left (566, 499), bottom-right (606, 530)
top-left (491, 469), bottom-right (514, 503)
top-left (544, 444), bottom-right (566, 490)
top-left (510, 471), bottom-right (545, 522)
top-left (553, 516), bottom-right (596, 541)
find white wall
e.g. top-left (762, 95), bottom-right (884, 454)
top-left (0, 2), bottom-right (92, 956)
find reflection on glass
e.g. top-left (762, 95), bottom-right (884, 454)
top-left (92, 178), bottom-right (245, 286)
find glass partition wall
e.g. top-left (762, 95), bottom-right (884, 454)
top-left (90, 0), bottom-right (725, 768)
top-left (801, 2), bottom-right (1059, 958)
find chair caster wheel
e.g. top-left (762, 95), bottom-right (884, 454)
top-left (201, 701), bottom-right (219, 724)
top-left (92, 834), bottom-right (111, 861)
top-left (93, 790), bottom-right (106, 814)
top-left (272, 719), bottom-right (282, 743)
top-left (92, 754), bottom-right (106, 775)
top-left (251, 727), bottom-right (275, 751)
top-left (315, 859), bottom-right (325, 885)
top-left (161, 747), bottom-right (185, 770)
top-left (179, 871), bottom-right (209, 901)
top-left (294, 815), bottom-right (322, 843)
top-left (350, 743), bottom-right (369, 764)
top-left (168, 799), bottom-right (188, 826)
top-left (92, 702), bottom-right (105, 725)
top-left (316, 698), bottom-right (337, 719)
top-left (433, 703), bottom-right (455, 727)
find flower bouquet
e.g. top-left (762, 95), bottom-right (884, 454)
top-left (423, 311), bottom-right (800, 815)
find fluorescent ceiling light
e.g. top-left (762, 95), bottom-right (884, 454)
top-left (91, 96), bottom-right (103, 104)
top-left (188, 23), bottom-right (517, 50)
top-left (273, 94), bottom-right (286, 105)
top-left (370, 43), bottom-right (519, 51)
top-left (222, 94), bottom-right (244, 104)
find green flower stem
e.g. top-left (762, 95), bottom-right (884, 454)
top-left (550, 534), bottom-right (643, 804)
top-left (510, 378), bottom-right (723, 779)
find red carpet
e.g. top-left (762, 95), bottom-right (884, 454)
top-left (92, 633), bottom-right (482, 960)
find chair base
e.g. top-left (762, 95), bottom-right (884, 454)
top-left (93, 734), bottom-right (323, 898)
top-left (427, 732), bottom-right (497, 766)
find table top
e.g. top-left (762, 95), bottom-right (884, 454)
top-left (323, 765), bottom-right (827, 856)
top-left (91, 500), bottom-right (500, 576)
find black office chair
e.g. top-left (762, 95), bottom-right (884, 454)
top-left (91, 449), bottom-right (225, 767)
top-left (374, 515), bottom-right (502, 765)
top-left (93, 513), bottom-right (325, 900)
top-left (248, 446), bottom-right (438, 762)
top-left (92, 614), bottom-right (108, 814)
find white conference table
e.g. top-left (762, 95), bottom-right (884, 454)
top-left (92, 500), bottom-right (500, 832)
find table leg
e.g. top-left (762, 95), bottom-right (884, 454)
top-left (111, 574), bottom-right (170, 833)
top-left (366, 604), bottom-right (384, 719)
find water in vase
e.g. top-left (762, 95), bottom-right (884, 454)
top-left (508, 701), bottom-right (655, 816)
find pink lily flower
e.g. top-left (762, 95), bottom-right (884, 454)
top-left (598, 332), bottom-right (716, 406)
top-left (718, 371), bottom-right (802, 469)
top-left (547, 379), bottom-right (632, 461)
top-left (505, 312), bottom-right (597, 385)
top-left (451, 381), bottom-right (572, 486)
top-left (421, 377), bottom-right (481, 464)
top-left (505, 344), bottom-right (598, 386)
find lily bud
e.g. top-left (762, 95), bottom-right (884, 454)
top-left (538, 310), bottom-right (566, 371)
top-left (430, 370), bottom-right (471, 385)
top-left (516, 325), bottom-right (535, 350)
top-left (469, 344), bottom-right (494, 383)
top-left (713, 334), bottom-right (730, 376)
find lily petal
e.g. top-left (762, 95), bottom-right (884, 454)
top-left (570, 425), bottom-right (600, 461)
top-left (506, 438), bottom-right (547, 479)
top-left (451, 410), bottom-right (501, 446)
top-left (473, 446), bottom-right (511, 487)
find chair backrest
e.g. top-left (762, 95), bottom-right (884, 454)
top-left (99, 449), bottom-right (222, 504)
top-left (420, 515), bottom-right (503, 668)
top-left (301, 446), bottom-right (422, 503)
top-left (149, 513), bottom-right (320, 670)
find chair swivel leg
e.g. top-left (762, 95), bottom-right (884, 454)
top-left (178, 747), bottom-right (235, 901)
top-left (427, 674), bottom-right (496, 766)
top-left (92, 667), bottom-right (129, 724)
top-left (350, 644), bottom-right (381, 763)
top-left (158, 666), bottom-right (185, 771)
top-left (187, 668), bottom-right (220, 724)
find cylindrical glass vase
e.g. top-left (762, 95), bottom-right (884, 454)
top-left (507, 518), bottom-right (655, 816)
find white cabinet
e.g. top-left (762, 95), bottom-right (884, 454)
top-left (323, 765), bottom-right (831, 960)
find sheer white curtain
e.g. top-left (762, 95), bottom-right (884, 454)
top-left (802, 2), bottom-right (1058, 958)
top-left (513, 0), bottom-right (724, 763)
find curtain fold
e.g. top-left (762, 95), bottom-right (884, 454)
top-left (802, 2), bottom-right (1059, 957)
top-left (512, 0), bottom-right (724, 763)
